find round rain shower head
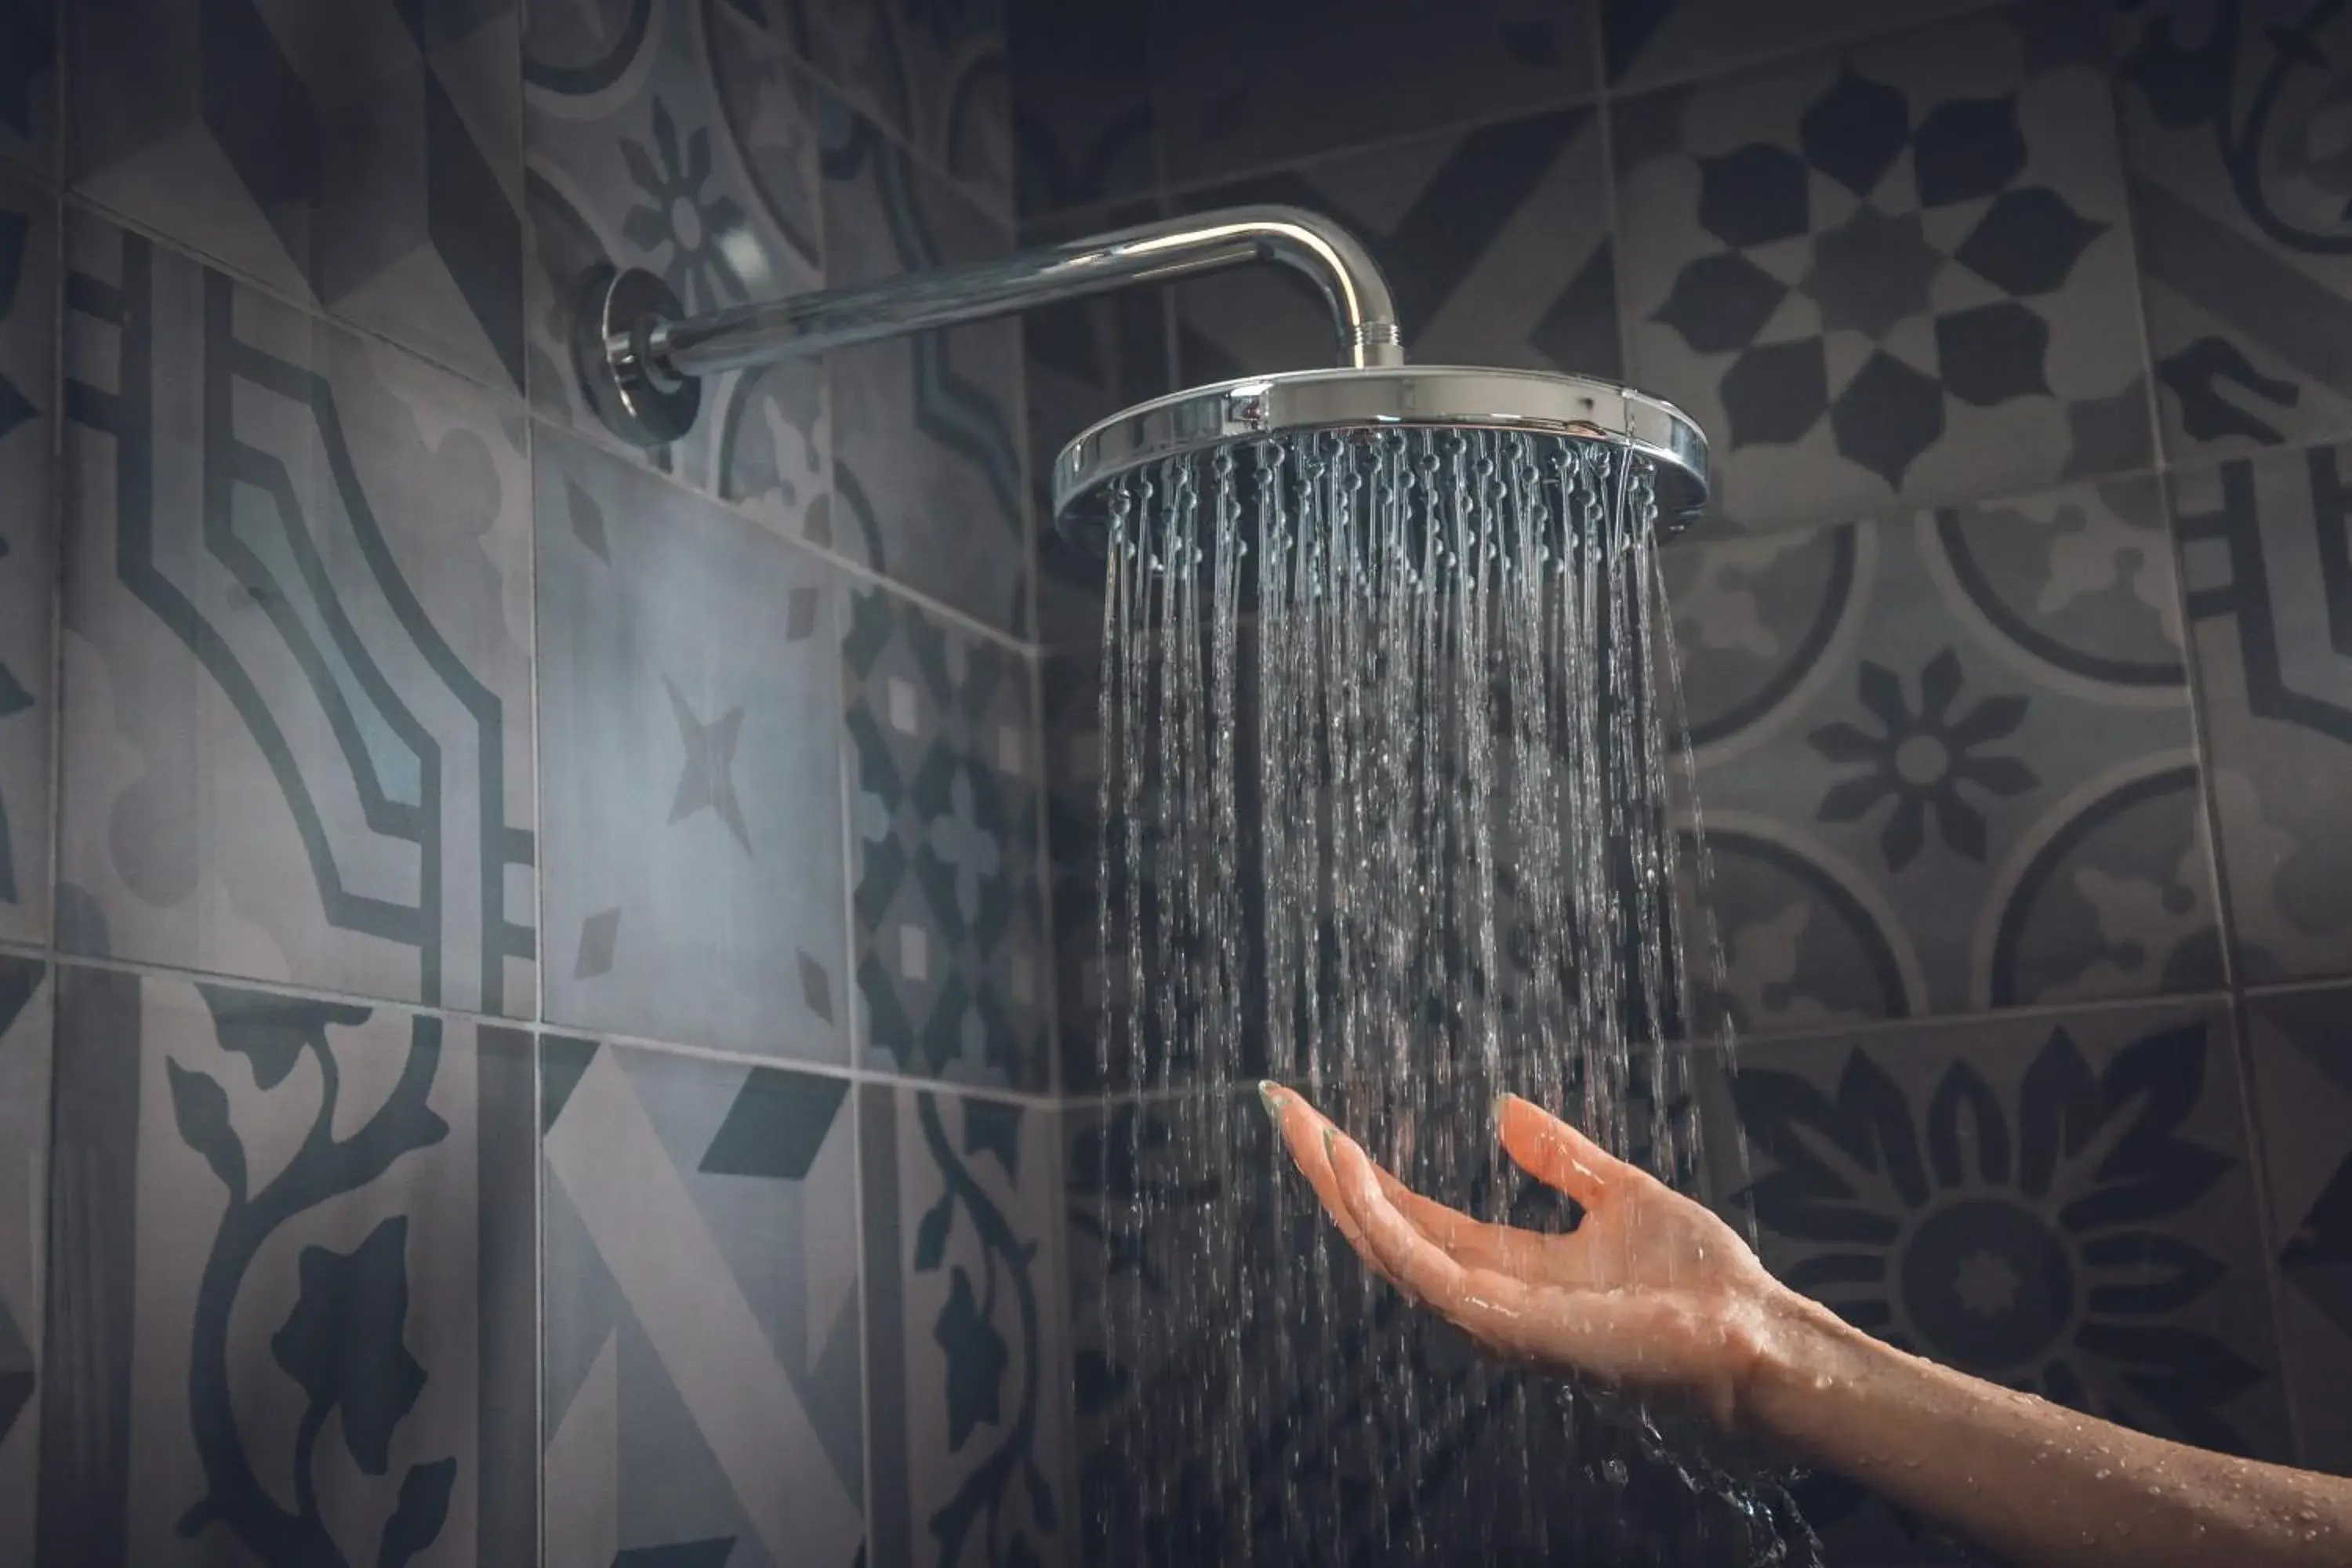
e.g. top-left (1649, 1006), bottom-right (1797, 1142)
top-left (1051, 365), bottom-right (1710, 554)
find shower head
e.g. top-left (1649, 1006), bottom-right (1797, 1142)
top-left (1049, 365), bottom-right (1710, 557)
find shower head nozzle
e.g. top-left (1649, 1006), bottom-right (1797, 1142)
top-left (1050, 366), bottom-right (1710, 556)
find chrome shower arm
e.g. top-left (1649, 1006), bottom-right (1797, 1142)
top-left (575, 205), bottom-right (1407, 447)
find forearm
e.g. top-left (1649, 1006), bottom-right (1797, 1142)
top-left (1740, 1293), bottom-right (2352, 1568)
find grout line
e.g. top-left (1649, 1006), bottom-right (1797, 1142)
top-left (848, 1023), bottom-right (878, 1564)
top-left (2241, 973), bottom-right (2352, 1001)
top-left (39, 147), bottom-right (64, 960)
top-left (525, 370), bottom-right (546, 1033)
top-left (532, 1014), bottom-right (548, 1568)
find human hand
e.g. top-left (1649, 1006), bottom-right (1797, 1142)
top-left (1263, 1083), bottom-right (1816, 1432)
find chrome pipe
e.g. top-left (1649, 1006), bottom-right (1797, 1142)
top-left (573, 205), bottom-right (1406, 448)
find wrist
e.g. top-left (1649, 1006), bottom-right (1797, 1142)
top-left (1729, 1282), bottom-right (1882, 1445)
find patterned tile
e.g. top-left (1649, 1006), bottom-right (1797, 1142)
top-left (535, 422), bottom-right (849, 1063)
top-left (2243, 985), bottom-right (2352, 1475)
top-left (1603, 0), bottom-right (2004, 90)
top-left (1007, 2), bottom-right (1155, 218)
top-left (862, 1083), bottom-right (1070, 1567)
top-left (1665, 476), bottom-right (2221, 1033)
top-left (57, 214), bottom-right (538, 1017)
top-left (2117, 0), bottom-right (2352, 461)
top-left (38, 967), bottom-right (538, 1566)
top-left (0, 166), bottom-right (53, 945)
top-left (823, 92), bottom-right (1031, 638)
top-left (0, 956), bottom-right (49, 1550)
top-left (2172, 437), bottom-right (2352, 986)
top-left (0, 0), bottom-right (53, 176)
top-left (1039, 649), bottom-right (1105, 1094)
top-left (1022, 200), bottom-right (1173, 652)
top-left (1169, 107), bottom-right (1621, 389)
top-left (809, 0), bottom-right (1012, 220)
top-left (69, 0), bottom-right (525, 392)
top-left (1728, 1001), bottom-right (2292, 1559)
top-left (1614, 1), bottom-right (2153, 533)
top-left (1148, 0), bottom-right (1598, 186)
top-left (541, 1036), bottom-right (865, 1568)
top-left (522, 0), bottom-right (830, 539)
top-left (843, 584), bottom-right (1048, 1092)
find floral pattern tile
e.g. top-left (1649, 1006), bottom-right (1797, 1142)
top-left (843, 584), bottom-right (1048, 1092)
top-left (862, 1083), bottom-right (1069, 1567)
top-left (57, 212), bottom-right (538, 1017)
top-left (823, 92), bottom-right (1031, 638)
top-left (0, 166), bottom-right (53, 945)
top-left (69, 0), bottom-right (524, 391)
top-left (535, 423), bottom-right (849, 1064)
top-left (1148, 0), bottom-right (1597, 185)
top-left (1602, 0), bottom-right (2002, 90)
top-left (541, 1036), bottom-right (865, 1568)
top-left (1728, 1001), bottom-right (2292, 1558)
top-left (2116, 0), bottom-right (2352, 460)
top-left (0, 0), bottom-right (54, 176)
top-left (1614, 1), bottom-right (2153, 532)
top-left (523, 0), bottom-right (830, 540)
top-left (2170, 438), bottom-right (2352, 985)
top-left (1007, 2), bottom-right (1154, 218)
top-left (2243, 985), bottom-right (2352, 1475)
top-left (809, 0), bottom-right (1012, 219)
top-left (1664, 475), bottom-right (2222, 1033)
top-left (1169, 107), bottom-right (1621, 389)
top-left (38, 967), bottom-right (538, 1566)
top-left (0, 956), bottom-right (49, 1550)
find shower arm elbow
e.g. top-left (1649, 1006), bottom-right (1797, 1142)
top-left (575, 205), bottom-right (1407, 448)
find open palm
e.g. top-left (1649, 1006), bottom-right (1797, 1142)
top-left (1265, 1085), bottom-right (1801, 1432)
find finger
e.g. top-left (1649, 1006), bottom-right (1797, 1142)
top-left (1261, 1083), bottom-right (1375, 1258)
top-left (1375, 1171), bottom-right (1553, 1279)
top-left (1497, 1094), bottom-right (1639, 1210)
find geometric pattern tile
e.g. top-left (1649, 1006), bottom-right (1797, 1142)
top-left (1603, 0), bottom-right (1998, 90)
top-left (1664, 475), bottom-right (2222, 1033)
top-left (0, 956), bottom-right (49, 1552)
top-left (1146, 0), bottom-right (1598, 186)
top-left (58, 212), bottom-right (538, 1017)
top-left (823, 93), bottom-right (1032, 639)
top-left (543, 1038), bottom-right (864, 1568)
top-left (2170, 438), bottom-right (2352, 985)
top-left (1726, 1000), bottom-right (2292, 1559)
top-left (522, 0), bottom-right (829, 539)
top-left (1038, 650), bottom-right (1109, 1096)
top-left (0, 166), bottom-right (53, 944)
top-left (37, 968), bottom-right (539, 1566)
top-left (842, 585), bottom-right (1048, 1091)
top-left (2117, 0), bottom-right (2352, 460)
top-left (2243, 985), bottom-right (2352, 1475)
top-left (1616, 1), bottom-right (2153, 532)
top-left (535, 423), bottom-right (849, 1065)
top-left (1171, 107), bottom-right (1621, 388)
top-left (862, 1083), bottom-right (1069, 1566)
top-left (811, 0), bottom-right (1014, 218)
top-left (69, 0), bottom-right (525, 392)
top-left (1007, 1), bottom-right (1155, 216)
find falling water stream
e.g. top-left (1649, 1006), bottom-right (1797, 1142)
top-left (1085, 428), bottom-right (1822, 1564)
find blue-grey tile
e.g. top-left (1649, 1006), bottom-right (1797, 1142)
top-left (1040, 649), bottom-right (1103, 1094)
top-left (2117, 0), bottom-right (2352, 462)
top-left (1615, 0), bottom-right (2152, 533)
top-left (1665, 475), bottom-right (2221, 1032)
top-left (70, 0), bottom-right (525, 391)
top-left (1149, 0), bottom-right (1597, 186)
top-left (0, 0), bottom-right (55, 176)
top-left (1169, 107), bottom-right (1620, 389)
top-left (523, 0), bottom-right (829, 535)
top-left (808, 0), bottom-right (1011, 220)
top-left (0, 956), bottom-right (49, 1549)
top-left (862, 1083), bottom-right (1069, 1567)
top-left (2169, 441), bottom-right (2352, 985)
top-left (542, 1036), bottom-right (864, 1568)
top-left (0, 165), bottom-right (53, 946)
top-left (536, 421), bottom-right (850, 1062)
top-left (1603, 0), bottom-right (2005, 89)
top-left (1008, 1), bottom-right (1153, 218)
top-left (2243, 985), bottom-right (2352, 1475)
top-left (56, 212), bottom-right (538, 1016)
top-left (1729, 1000), bottom-right (2292, 1558)
top-left (842, 584), bottom-right (1047, 1091)
top-left (822, 93), bottom-right (1031, 637)
top-left (38, 967), bottom-right (539, 1566)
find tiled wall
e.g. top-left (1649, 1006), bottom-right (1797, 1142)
top-left (0, 1), bottom-right (1078, 1565)
top-left (1015, 0), bottom-right (2352, 1561)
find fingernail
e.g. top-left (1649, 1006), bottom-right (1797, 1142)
top-left (1493, 1093), bottom-right (1511, 1127)
top-left (1257, 1080), bottom-right (1284, 1123)
top-left (1321, 1127), bottom-right (1338, 1159)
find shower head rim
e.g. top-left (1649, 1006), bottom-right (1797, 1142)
top-left (1050, 365), bottom-right (1710, 544)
